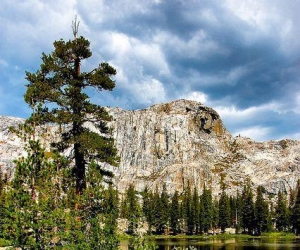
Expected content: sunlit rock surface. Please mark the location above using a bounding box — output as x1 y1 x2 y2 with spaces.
1 100 300 197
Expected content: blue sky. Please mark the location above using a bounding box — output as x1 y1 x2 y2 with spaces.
1 0 300 141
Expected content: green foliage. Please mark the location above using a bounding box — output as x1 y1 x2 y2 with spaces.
1 21 121 248
24 24 119 194
193 188 201 234
200 184 213 233
212 199 219 231
153 184 169 234
2 134 72 248
235 191 243 233
128 237 158 250
241 183 255 234
292 180 300 235
255 186 270 235
219 187 230 232
2 137 120 249
142 187 155 234
121 184 141 234
67 161 119 249
275 191 289 232
291 180 300 235
229 196 237 228
183 183 193 234
170 190 180 234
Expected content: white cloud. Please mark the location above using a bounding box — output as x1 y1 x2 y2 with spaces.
109 32 132 56
201 8 219 24
134 43 170 76
185 30 229 60
224 0 278 31
286 132 300 141
0 59 8 67
102 31 170 77
224 0 300 56
215 102 281 121
77 0 153 25
0 0 78 69
0 0 300 142
153 30 229 62
91 77 167 108
213 102 300 141
180 91 207 104
225 65 249 85
233 126 272 141
294 92 300 114
131 78 166 105
215 105 260 120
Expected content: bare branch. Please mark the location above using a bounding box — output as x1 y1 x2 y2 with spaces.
72 15 80 39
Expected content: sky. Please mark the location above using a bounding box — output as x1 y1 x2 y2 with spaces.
1 0 300 142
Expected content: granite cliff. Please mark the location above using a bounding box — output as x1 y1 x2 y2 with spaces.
0 99 299 196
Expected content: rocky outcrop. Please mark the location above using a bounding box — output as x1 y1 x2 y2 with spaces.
109 99 300 196
109 99 231 195
0 100 300 197
0 116 25 179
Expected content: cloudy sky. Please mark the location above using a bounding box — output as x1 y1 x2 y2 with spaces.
1 0 300 141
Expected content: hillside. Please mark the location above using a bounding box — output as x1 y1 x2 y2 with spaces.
1 99 299 196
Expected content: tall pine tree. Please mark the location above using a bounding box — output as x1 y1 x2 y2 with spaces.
155 184 169 234
184 182 193 234
24 18 119 194
241 182 255 234
254 186 269 235
201 184 213 233
192 187 201 234
219 186 230 233
142 186 154 234
122 184 141 234
170 190 180 235
275 191 289 232
292 180 300 235
3 18 121 249
212 198 219 233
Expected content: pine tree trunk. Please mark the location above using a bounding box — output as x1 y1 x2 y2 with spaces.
74 141 86 194
73 57 86 195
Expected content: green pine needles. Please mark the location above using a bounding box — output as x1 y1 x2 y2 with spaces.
0 19 120 249
24 19 119 194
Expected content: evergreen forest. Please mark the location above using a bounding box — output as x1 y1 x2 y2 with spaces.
119 181 300 237
1 19 300 249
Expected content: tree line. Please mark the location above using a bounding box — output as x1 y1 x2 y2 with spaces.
120 181 300 236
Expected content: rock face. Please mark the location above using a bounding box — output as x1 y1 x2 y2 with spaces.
0 116 25 179
109 99 231 195
1 99 300 197
109 99 300 196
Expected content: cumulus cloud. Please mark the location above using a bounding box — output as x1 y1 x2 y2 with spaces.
153 30 229 62
233 126 272 142
0 59 8 67
215 103 276 121
104 31 170 77
180 91 208 104
130 78 167 105
224 0 300 56
1 0 300 141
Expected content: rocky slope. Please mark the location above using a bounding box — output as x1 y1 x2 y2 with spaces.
1 99 300 196
0 116 25 179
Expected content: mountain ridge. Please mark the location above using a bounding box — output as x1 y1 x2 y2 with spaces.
0 99 299 197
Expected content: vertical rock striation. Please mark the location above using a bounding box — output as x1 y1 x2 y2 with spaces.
0 100 300 197
108 99 300 196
